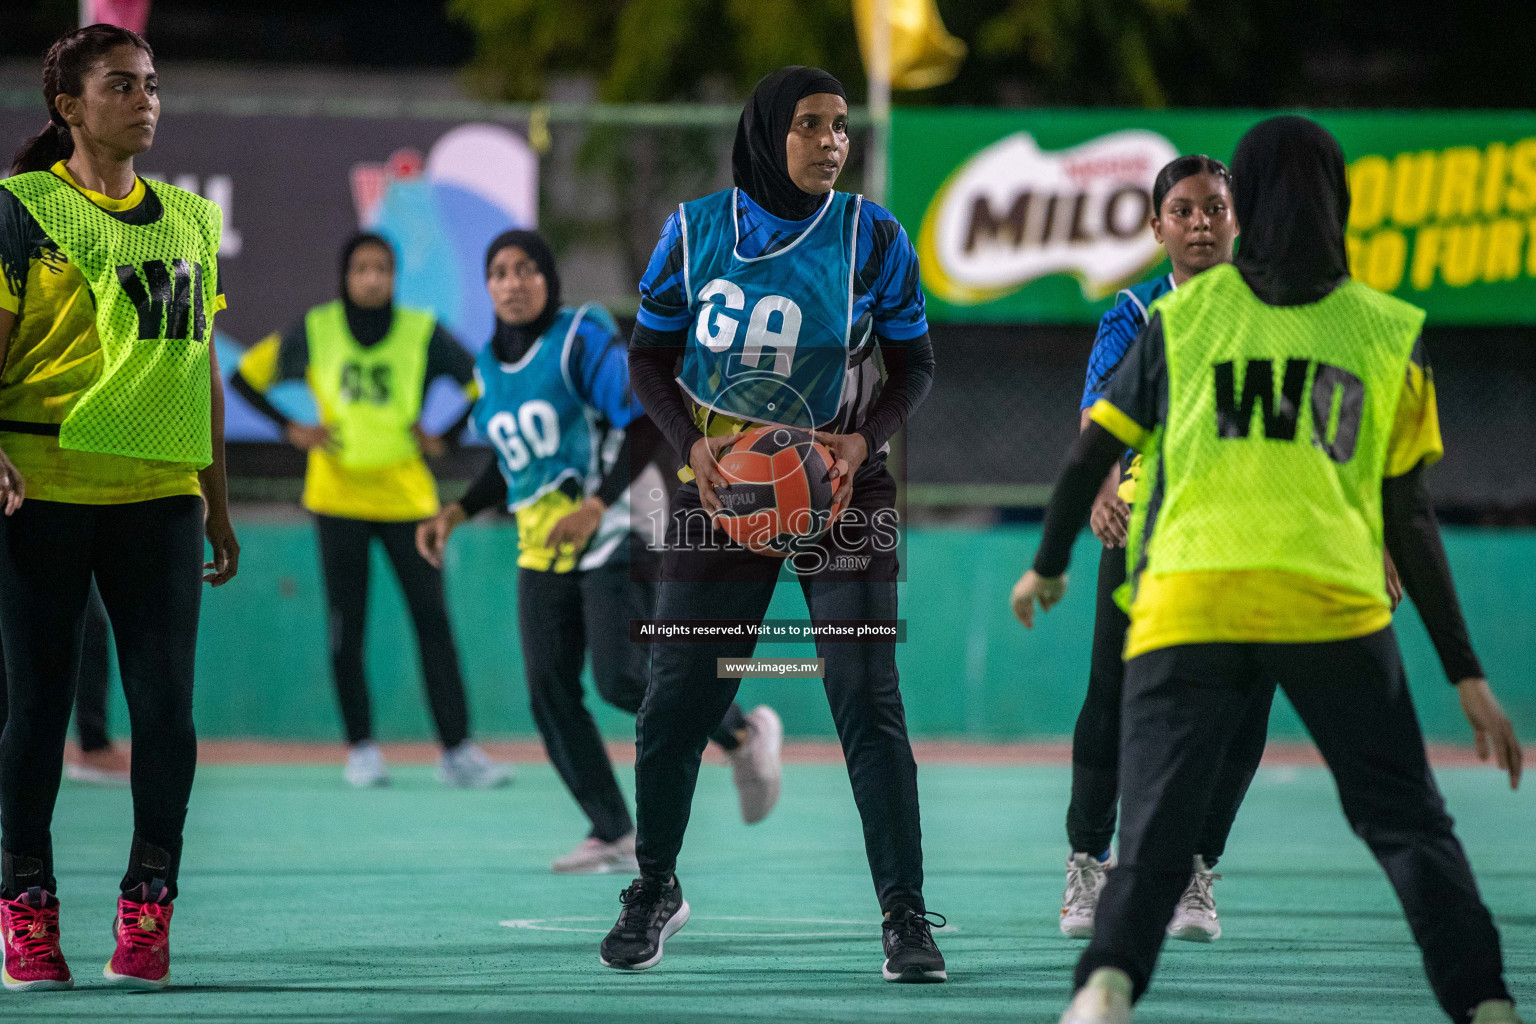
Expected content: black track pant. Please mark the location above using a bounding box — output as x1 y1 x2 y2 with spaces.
518 563 746 843
0 581 115 753
1075 629 1511 1022
0 496 202 899
1067 545 1273 863
634 459 926 912
316 515 470 748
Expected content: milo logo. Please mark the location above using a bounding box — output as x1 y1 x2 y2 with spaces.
918 130 1178 305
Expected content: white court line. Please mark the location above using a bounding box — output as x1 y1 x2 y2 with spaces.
499 915 958 938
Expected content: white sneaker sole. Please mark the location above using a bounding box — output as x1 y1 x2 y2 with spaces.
2 965 72 991
102 963 169 990
1060 918 1095 939
881 960 948 983
436 767 513 789
599 899 690 971
552 855 640 876
63 765 130 788
1166 922 1220 943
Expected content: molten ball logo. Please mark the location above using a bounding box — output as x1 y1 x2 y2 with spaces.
918 129 1179 305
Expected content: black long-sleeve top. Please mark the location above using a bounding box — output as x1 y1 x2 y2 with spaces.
1033 313 1482 685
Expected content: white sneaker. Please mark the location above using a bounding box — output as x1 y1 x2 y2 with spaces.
437 741 513 789
1059 967 1133 1024
727 705 783 824
1166 855 1221 942
1472 1000 1524 1024
344 741 389 788
1061 851 1115 938
551 833 639 875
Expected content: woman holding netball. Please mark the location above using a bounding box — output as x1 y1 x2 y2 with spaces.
597 66 943 981
416 229 781 875
1058 156 1274 943
0 25 238 990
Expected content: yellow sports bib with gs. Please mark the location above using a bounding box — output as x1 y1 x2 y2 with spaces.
0 172 221 465
1123 264 1424 641
305 301 433 469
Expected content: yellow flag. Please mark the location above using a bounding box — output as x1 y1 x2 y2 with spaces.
853 0 967 91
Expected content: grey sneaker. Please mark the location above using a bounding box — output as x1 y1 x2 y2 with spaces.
1166 855 1221 942
1061 851 1114 938
343 741 389 788
552 833 639 875
727 706 782 824
437 741 512 789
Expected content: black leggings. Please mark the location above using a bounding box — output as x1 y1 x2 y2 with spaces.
316 515 470 748
1067 544 1274 864
518 563 746 843
1077 630 1510 1021
0 581 115 753
0 496 202 899
635 460 925 913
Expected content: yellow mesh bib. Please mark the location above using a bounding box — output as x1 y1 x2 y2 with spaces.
1127 264 1424 605
0 172 221 465
305 301 433 469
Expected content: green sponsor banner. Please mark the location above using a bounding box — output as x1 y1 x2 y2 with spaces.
890 108 1536 324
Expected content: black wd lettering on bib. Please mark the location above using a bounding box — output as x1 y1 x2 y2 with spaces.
116 259 208 343
1214 358 1366 463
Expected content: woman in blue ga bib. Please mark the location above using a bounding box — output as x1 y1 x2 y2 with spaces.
415 231 782 874
600 66 944 982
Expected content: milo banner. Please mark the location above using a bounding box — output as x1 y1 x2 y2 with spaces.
891 108 1536 324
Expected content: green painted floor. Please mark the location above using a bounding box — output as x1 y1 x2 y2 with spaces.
11 761 1534 1023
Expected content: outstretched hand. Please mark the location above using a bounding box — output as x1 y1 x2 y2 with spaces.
1010 569 1068 629
1457 678 1523 790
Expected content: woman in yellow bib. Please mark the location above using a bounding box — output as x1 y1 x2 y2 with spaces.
0 25 239 991
230 233 508 790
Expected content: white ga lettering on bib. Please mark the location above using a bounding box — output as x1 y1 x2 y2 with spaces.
695 279 801 377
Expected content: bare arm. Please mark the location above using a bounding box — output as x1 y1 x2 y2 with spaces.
1082 406 1127 548
199 346 240 585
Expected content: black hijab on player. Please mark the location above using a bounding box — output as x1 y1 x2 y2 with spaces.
339 232 395 346
485 228 561 365
732 65 847 222
1231 116 1351 306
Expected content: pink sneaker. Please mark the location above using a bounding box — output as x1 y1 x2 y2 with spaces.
104 882 173 989
1 888 73 991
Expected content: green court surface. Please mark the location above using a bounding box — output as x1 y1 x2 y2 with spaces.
15 761 1534 1023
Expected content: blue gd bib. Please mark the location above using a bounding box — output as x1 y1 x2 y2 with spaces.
679 188 860 428
471 305 607 512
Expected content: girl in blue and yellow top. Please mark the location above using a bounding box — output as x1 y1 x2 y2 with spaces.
0 25 239 990
416 231 771 875
230 233 508 790
1056 156 1272 943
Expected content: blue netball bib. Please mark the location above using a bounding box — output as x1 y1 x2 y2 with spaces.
679 188 859 428
471 305 606 511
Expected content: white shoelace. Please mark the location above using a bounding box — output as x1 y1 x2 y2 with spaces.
1178 867 1220 917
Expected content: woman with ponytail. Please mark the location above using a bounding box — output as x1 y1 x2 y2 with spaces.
0 24 238 991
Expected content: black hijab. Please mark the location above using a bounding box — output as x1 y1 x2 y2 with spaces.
732 66 847 222
485 229 561 364
1231 116 1351 306
339 232 395 347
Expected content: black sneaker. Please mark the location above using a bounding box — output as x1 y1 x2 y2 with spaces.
599 876 690 971
881 904 947 982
